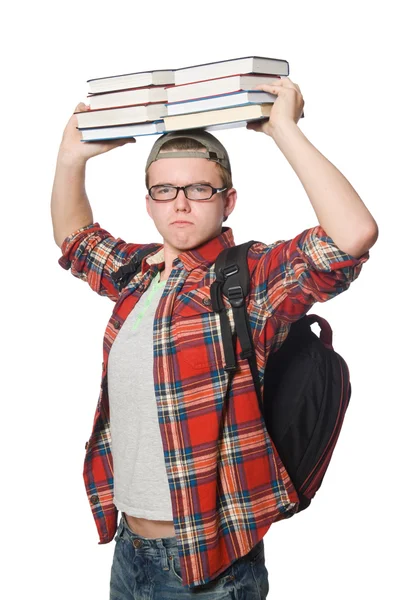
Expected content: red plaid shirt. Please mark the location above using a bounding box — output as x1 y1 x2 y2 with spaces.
58 222 369 588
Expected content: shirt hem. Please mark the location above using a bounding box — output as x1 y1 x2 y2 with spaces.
114 498 173 520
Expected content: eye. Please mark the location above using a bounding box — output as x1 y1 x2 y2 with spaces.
191 184 209 193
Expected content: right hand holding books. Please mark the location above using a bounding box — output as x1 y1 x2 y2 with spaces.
59 102 136 163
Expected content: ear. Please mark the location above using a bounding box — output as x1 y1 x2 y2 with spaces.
223 187 237 220
146 194 153 220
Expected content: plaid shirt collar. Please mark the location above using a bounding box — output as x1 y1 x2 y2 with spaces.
142 226 235 273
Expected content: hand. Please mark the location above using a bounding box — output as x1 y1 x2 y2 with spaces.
246 77 305 137
58 102 136 164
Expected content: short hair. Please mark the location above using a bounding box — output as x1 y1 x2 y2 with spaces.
145 137 233 222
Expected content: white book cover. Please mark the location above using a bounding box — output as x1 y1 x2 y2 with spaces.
75 104 168 128
167 74 283 103
87 70 175 94
80 121 165 140
174 56 289 85
166 91 276 116
87 87 168 110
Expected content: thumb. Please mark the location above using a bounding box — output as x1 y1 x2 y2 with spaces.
74 102 90 112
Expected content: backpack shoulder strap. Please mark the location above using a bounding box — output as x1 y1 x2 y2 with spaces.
210 241 260 382
110 244 162 292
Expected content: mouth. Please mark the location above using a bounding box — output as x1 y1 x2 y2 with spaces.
171 220 193 225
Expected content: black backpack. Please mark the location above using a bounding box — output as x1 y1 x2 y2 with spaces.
112 242 351 514
210 241 351 513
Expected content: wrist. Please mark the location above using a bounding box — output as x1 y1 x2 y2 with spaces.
270 119 302 144
57 148 88 169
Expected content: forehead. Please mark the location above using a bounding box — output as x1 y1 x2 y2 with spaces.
147 156 222 185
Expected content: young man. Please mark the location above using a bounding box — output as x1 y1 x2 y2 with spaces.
51 78 378 599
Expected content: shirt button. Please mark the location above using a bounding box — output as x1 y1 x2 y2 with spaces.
90 494 99 505
202 297 211 306
114 320 121 329
133 539 143 548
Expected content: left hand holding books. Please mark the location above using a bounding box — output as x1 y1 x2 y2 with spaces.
246 77 304 137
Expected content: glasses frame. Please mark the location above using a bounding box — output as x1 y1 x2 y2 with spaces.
148 183 228 202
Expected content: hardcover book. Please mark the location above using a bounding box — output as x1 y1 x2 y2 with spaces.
163 103 273 132
166 74 283 103
75 103 167 128
174 56 289 85
87 86 168 110
87 69 175 94
166 90 276 116
79 121 165 141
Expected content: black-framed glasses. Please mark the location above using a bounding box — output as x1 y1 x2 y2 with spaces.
148 183 228 202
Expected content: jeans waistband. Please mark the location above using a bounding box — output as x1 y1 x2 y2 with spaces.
118 512 264 560
119 512 179 550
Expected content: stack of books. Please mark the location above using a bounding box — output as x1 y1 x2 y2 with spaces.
77 56 291 142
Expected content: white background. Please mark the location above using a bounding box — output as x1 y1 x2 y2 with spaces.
2 1 395 598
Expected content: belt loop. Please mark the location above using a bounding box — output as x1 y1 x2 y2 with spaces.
156 539 169 571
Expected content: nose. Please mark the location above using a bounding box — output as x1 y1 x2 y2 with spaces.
174 187 191 211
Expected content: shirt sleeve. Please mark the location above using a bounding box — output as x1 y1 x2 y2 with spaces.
252 224 370 322
58 222 149 302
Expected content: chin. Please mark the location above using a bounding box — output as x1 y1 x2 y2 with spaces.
174 239 200 251
162 224 220 251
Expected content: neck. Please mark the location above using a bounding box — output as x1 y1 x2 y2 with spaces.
160 244 179 281
159 226 224 282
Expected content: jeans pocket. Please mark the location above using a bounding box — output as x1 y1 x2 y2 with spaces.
169 553 238 593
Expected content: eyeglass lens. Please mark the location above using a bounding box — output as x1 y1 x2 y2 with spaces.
150 184 215 201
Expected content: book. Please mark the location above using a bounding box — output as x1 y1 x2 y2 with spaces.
87 69 175 94
79 121 165 141
166 90 276 116
77 55 297 140
162 103 273 132
87 86 168 110
174 56 289 86
206 121 253 132
74 103 168 128
166 74 283 103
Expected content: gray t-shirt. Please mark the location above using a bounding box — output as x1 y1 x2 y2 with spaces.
108 270 173 520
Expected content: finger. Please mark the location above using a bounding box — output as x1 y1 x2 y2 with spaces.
285 80 302 96
277 78 302 94
253 83 281 94
255 78 282 87
74 102 90 112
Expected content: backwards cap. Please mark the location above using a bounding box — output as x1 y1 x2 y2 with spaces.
145 129 232 175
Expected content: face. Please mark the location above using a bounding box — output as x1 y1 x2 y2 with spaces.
145 154 237 256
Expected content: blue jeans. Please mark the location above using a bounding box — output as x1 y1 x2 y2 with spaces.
109 512 269 599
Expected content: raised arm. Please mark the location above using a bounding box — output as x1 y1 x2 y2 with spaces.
51 102 136 247
52 103 158 302
248 78 379 256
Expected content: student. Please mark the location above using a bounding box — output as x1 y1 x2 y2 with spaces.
51 78 378 599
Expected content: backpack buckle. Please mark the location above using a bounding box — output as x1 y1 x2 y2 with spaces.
223 264 239 278
227 285 244 308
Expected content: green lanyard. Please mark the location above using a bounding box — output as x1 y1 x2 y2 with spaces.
131 271 166 332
